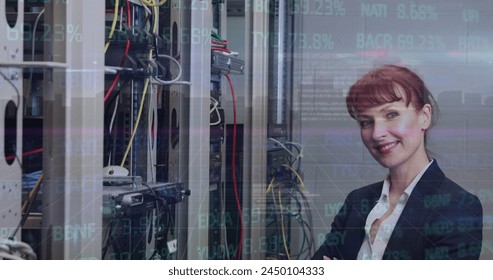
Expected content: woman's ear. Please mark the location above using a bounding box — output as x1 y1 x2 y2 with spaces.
419 104 432 130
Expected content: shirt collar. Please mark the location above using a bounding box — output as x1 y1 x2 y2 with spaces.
380 159 434 201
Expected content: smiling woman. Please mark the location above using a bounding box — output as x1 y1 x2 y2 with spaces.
312 64 483 260
346 64 439 147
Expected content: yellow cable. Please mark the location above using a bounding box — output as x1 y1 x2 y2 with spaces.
153 6 159 33
104 0 120 53
281 164 305 192
266 177 275 193
279 189 291 260
22 174 44 214
141 0 168 7
120 4 158 167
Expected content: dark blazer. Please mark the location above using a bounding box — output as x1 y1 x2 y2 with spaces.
312 160 483 260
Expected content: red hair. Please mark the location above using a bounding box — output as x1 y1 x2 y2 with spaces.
346 64 439 146
346 65 436 121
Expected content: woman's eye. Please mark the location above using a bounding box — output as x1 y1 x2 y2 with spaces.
387 112 398 119
359 120 371 127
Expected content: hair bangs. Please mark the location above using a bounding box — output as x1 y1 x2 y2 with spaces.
346 79 403 119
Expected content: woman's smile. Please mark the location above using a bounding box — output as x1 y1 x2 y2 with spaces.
375 141 399 154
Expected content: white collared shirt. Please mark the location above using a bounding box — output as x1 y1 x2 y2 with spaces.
357 160 434 260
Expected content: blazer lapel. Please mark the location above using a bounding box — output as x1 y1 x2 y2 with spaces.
343 183 382 259
383 160 446 259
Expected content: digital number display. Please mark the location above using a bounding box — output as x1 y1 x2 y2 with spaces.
396 3 438 21
293 0 493 130
291 0 347 16
288 0 491 55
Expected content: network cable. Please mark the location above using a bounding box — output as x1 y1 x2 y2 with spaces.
153 54 190 85
0 238 37 260
267 179 314 259
104 0 132 102
10 173 43 240
210 96 222 126
265 135 315 259
105 0 120 53
225 73 243 260
119 4 158 167
278 189 291 260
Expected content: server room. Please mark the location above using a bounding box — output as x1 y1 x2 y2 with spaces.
0 0 492 261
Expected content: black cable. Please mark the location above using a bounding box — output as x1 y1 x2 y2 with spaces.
267 177 315 259
292 187 315 257
291 216 311 259
0 71 20 110
105 77 131 114
128 211 152 259
284 143 302 172
9 174 43 239
15 154 25 176
284 185 306 257
149 199 172 260
149 199 169 260
287 188 303 217
142 183 178 260
101 220 114 259
298 216 314 258
104 78 131 165
148 248 158 260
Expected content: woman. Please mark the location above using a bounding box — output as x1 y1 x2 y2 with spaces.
312 65 483 260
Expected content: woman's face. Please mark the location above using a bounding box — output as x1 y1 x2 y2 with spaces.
356 94 431 170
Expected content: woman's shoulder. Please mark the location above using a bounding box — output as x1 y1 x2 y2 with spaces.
422 160 481 207
438 176 482 209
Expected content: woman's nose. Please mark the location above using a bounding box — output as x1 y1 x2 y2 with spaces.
371 120 388 141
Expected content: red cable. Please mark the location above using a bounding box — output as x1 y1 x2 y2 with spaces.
22 148 44 157
226 74 243 260
5 148 44 162
212 39 229 45
211 40 228 46
104 73 121 102
104 0 132 103
126 0 131 25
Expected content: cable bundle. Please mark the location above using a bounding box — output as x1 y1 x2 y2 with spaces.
211 30 234 54
265 139 315 260
0 238 37 260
